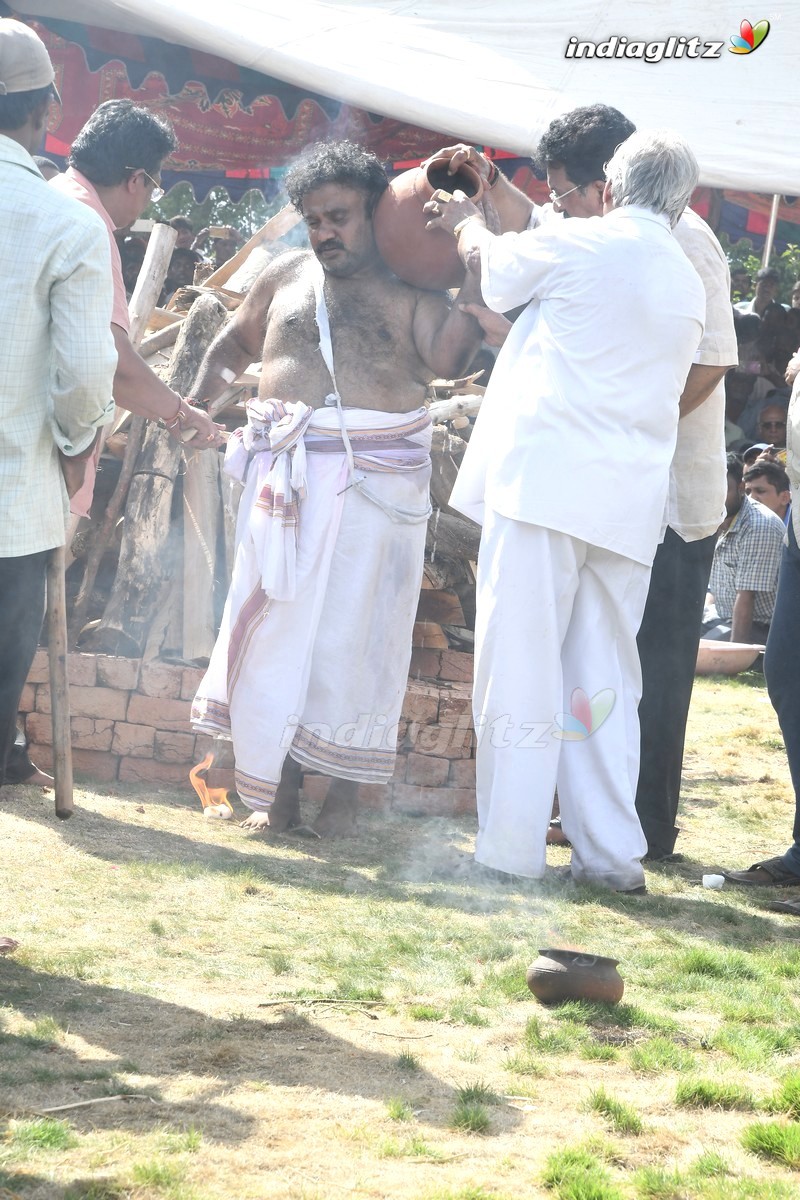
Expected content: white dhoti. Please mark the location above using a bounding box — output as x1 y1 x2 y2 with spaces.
473 510 650 891
191 400 432 811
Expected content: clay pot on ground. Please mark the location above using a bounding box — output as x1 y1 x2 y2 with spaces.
526 948 624 1005
373 156 485 291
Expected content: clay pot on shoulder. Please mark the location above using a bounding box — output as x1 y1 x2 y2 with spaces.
526 948 624 1005
373 156 485 291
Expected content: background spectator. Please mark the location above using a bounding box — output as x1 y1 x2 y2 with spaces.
744 459 792 522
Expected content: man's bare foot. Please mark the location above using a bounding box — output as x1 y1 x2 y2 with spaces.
312 782 359 838
240 758 302 833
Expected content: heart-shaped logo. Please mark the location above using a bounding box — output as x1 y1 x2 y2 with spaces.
552 687 616 741
729 18 770 54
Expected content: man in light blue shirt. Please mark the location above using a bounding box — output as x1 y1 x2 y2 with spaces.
0 19 117 790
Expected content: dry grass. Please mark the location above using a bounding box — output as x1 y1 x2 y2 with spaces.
2 673 800 1199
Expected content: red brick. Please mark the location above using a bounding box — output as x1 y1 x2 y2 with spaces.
127 694 192 732
180 667 206 701
25 711 53 746
451 787 476 815
194 736 235 768
357 783 391 811
391 782 456 817
37 685 128 721
66 653 97 687
301 774 330 803
138 661 183 699
26 648 50 684
118 757 192 787
407 723 473 758
154 730 196 764
18 684 36 713
96 656 140 691
409 648 441 680
26 742 52 769
70 717 114 752
438 686 473 725
438 650 473 683
401 683 440 724
206 767 236 793
449 758 476 788
406 752 449 787
35 745 120 782
112 723 155 758
416 589 465 625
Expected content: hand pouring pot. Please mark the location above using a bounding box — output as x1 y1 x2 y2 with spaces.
373 156 485 291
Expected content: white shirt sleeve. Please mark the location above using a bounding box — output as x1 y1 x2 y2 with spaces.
480 226 561 312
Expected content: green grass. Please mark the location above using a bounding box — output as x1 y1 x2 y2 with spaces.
385 1096 414 1121
764 1072 800 1118
9 1118 79 1152
629 1036 695 1074
454 1080 500 1106
587 1088 643 1135
676 1078 755 1111
633 1165 686 1198
542 1145 624 1200
408 1003 446 1022
396 1049 420 1072
450 1099 491 1134
742 1121 800 1168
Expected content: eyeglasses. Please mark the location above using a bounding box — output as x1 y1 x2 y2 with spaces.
761 420 786 428
548 182 583 209
125 166 164 203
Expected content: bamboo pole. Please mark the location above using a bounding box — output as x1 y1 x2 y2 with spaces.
762 194 781 268
46 547 73 819
203 205 302 289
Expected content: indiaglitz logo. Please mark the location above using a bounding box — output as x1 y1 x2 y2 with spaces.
552 687 615 742
565 35 725 62
728 18 770 53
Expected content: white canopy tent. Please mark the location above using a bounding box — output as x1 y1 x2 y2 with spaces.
14 1 800 193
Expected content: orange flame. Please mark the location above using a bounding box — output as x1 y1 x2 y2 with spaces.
189 752 234 811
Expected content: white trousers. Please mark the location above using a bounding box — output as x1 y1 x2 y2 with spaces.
473 511 651 890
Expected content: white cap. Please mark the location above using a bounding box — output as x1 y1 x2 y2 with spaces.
0 18 59 102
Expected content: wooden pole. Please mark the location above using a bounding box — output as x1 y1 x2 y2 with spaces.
203 205 302 289
762 194 781 268
46 546 73 819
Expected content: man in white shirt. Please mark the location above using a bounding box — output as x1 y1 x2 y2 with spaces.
0 19 117 788
435 104 737 863
426 130 705 891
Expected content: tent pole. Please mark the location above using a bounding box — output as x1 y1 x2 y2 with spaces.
761 194 781 267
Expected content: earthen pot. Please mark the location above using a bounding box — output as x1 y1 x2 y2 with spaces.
373 156 485 291
526 948 624 1005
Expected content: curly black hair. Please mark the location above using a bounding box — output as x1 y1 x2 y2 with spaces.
0 83 53 131
69 99 176 186
285 140 388 216
535 104 635 187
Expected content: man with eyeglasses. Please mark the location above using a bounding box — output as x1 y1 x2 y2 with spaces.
50 98 223 529
430 103 737 869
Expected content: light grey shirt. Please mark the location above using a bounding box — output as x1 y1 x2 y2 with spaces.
0 135 117 556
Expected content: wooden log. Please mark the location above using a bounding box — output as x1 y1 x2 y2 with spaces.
139 322 181 357
429 425 467 514
416 588 465 625
89 295 228 656
427 393 483 423
182 441 222 663
426 509 481 564
69 232 177 645
46 547 73 819
128 224 177 345
204 205 302 289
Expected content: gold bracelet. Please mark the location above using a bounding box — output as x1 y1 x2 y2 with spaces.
453 216 481 238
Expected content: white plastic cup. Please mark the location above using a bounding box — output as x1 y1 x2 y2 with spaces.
702 873 724 890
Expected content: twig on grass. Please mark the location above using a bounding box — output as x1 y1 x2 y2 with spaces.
258 998 386 1008
369 1030 434 1040
36 1095 161 1115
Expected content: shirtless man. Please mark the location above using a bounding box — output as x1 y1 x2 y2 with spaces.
190 141 482 835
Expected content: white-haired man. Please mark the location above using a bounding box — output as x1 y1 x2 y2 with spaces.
425 131 705 892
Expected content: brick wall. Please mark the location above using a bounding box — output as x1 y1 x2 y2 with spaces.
23 649 477 818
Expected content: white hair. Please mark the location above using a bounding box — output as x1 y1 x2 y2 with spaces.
604 129 699 227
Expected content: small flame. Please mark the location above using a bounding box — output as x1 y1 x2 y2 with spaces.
189 752 233 811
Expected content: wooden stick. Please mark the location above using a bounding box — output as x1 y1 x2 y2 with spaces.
427 394 483 423
37 1094 160 1114
128 224 177 346
139 321 182 357
204 205 302 289
46 547 73 819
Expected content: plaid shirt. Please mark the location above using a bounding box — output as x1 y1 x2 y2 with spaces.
0 136 117 557
709 494 786 624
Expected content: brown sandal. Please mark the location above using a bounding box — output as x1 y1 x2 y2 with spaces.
723 857 800 886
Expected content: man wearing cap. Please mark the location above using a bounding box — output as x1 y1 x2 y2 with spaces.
0 18 117 792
